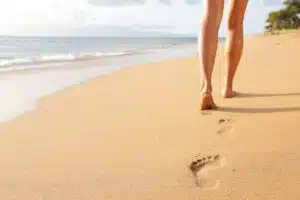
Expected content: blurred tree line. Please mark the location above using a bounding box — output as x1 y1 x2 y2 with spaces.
265 0 300 32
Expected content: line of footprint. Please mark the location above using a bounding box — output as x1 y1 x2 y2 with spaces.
217 118 234 135
189 117 235 189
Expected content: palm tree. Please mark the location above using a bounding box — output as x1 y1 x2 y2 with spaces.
283 0 300 12
265 0 300 32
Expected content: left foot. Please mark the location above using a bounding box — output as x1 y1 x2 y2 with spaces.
221 88 237 98
200 93 217 110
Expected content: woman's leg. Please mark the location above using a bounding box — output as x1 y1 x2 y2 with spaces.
222 0 248 98
199 0 224 110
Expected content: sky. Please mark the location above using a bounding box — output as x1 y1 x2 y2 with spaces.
0 0 284 37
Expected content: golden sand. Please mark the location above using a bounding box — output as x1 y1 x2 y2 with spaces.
1 30 300 199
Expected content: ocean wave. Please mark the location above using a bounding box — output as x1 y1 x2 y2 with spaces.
0 51 129 68
0 42 196 71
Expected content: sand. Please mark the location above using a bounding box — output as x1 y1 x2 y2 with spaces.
1 30 300 200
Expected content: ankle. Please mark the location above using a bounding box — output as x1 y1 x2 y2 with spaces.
201 86 212 95
224 82 233 91
200 79 212 94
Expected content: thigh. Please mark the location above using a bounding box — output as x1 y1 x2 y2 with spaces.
227 0 248 26
203 0 225 26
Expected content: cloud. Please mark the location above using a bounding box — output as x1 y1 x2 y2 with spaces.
184 0 200 5
0 0 281 37
65 24 184 37
88 0 201 6
261 0 283 6
88 0 146 6
159 0 171 5
132 24 174 30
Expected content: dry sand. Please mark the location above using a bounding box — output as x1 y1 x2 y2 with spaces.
1 30 300 200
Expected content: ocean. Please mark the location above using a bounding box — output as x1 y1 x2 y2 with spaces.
0 36 198 68
0 36 224 123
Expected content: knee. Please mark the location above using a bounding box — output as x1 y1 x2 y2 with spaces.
202 12 222 29
227 15 244 30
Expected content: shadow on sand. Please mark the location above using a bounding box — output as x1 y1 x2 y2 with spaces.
220 106 300 114
217 92 300 114
235 92 300 98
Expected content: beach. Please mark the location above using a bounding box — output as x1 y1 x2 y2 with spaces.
0 30 300 199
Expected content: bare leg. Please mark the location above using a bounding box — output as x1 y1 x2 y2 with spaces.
199 0 224 110
222 0 248 98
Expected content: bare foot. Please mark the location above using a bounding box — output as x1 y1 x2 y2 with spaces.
221 88 237 98
200 93 217 110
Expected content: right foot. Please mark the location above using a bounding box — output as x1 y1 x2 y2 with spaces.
200 93 217 110
221 88 237 98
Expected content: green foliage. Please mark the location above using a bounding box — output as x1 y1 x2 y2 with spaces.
265 0 300 32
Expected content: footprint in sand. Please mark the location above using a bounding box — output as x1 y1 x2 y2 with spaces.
189 154 225 189
218 118 233 124
217 126 233 135
217 118 234 135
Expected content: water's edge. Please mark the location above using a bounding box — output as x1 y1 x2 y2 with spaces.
0 44 198 123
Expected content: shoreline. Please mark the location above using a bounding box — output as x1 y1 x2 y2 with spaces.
0 43 197 123
0 39 198 69
1 30 300 199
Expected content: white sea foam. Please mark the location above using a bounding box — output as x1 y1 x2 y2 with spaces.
0 63 122 123
0 51 128 68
